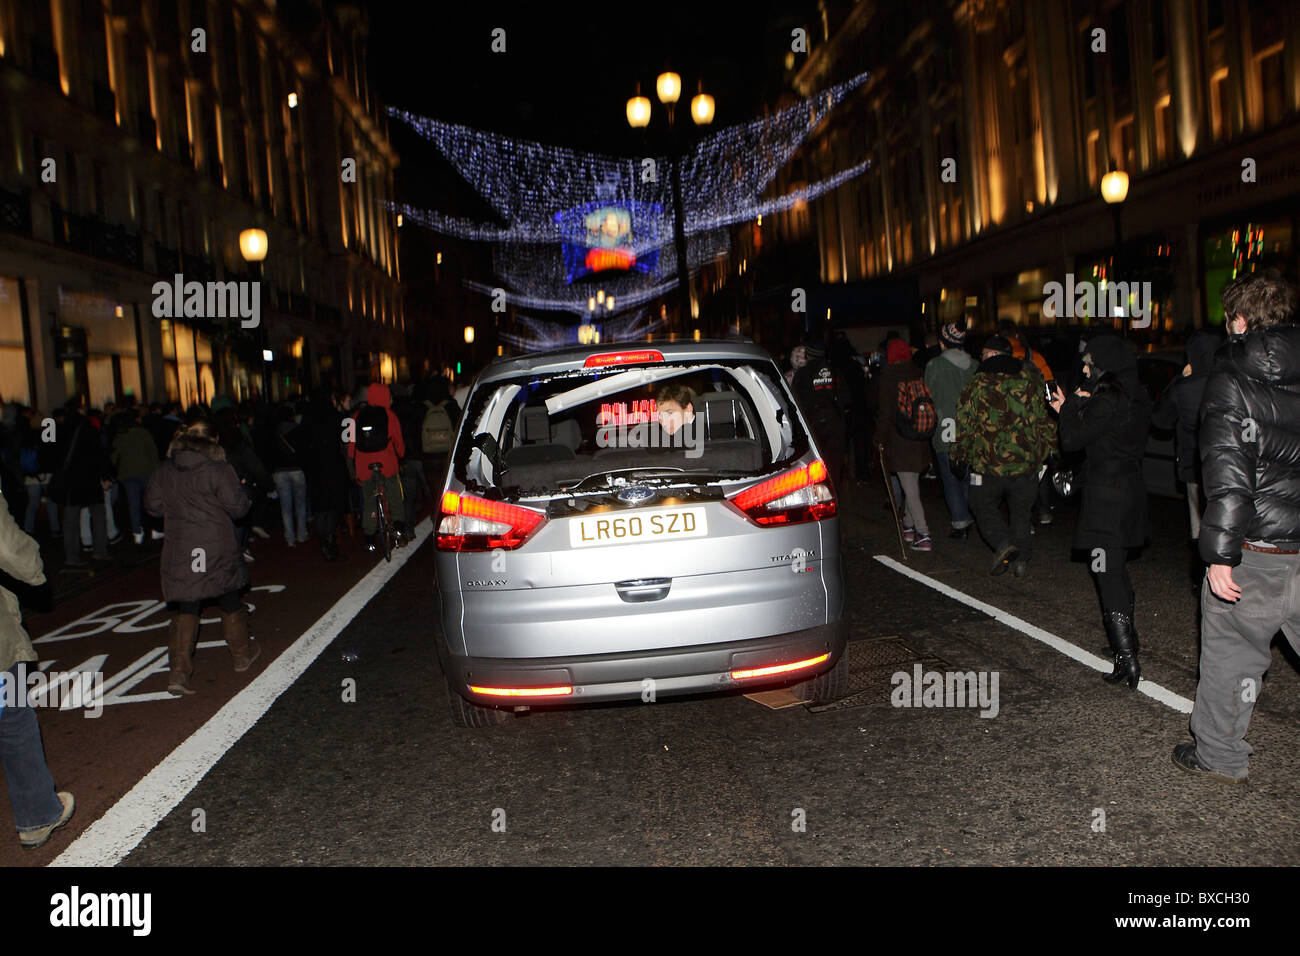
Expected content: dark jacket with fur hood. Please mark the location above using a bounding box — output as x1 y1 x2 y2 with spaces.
144 434 250 602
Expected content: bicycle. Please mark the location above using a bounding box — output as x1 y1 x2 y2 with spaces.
368 461 394 562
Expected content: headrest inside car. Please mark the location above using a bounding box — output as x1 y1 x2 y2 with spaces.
521 406 550 443
700 393 739 440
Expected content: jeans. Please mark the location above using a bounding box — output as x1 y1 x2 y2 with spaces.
969 471 1037 561
22 477 41 534
122 477 149 535
1191 549 1300 776
81 484 119 544
934 449 973 528
0 673 65 832
65 503 106 562
273 469 309 543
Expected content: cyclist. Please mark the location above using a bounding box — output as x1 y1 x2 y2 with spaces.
347 383 407 552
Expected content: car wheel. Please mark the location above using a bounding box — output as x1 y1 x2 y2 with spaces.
446 680 512 728
791 648 850 704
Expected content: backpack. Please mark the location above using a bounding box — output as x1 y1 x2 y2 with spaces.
895 377 938 441
355 404 390 454
421 400 454 454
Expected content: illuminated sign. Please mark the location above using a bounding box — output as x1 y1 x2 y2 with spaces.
598 400 658 426
555 200 661 284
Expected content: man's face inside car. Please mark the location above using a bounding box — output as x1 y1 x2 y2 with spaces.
657 399 694 436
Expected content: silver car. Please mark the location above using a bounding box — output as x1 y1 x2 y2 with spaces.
433 341 848 726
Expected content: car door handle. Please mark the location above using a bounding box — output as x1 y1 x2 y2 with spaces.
614 578 672 602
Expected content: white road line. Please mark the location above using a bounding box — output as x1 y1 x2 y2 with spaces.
872 555 1194 715
51 518 433 868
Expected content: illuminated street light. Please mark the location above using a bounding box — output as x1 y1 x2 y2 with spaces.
656 71 681 105
690 93 715 125
287 92 299 109
1100 170 1130 204
626 95 651 128
239 228 268 262
464 325 475 344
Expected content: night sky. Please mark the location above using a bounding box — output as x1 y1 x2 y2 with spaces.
366 1 818 215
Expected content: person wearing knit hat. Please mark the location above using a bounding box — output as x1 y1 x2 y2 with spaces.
925 325 976 538
874 339 934 551
940 323 966 348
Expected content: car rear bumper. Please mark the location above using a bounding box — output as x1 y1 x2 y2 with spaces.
443 619 848 706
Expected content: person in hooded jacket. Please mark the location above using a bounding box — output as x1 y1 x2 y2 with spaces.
347 382 407 550
145 421 255 696
924 323 977 538
305 387 351 561
874 338 934 551
1049 333 1152 689
1152 329 1220 548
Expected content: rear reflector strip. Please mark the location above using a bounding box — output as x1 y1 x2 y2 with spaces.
583 349 664 368
731 653 830 681
467 685 574 698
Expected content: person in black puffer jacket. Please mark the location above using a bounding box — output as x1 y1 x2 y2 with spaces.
1049 333 1151 689
1152 329 1221 548
1175 271 1300 784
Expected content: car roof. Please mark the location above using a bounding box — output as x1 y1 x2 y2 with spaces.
471 339 775 386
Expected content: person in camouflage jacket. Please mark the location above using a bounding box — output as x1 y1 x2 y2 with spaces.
952 335 1058 576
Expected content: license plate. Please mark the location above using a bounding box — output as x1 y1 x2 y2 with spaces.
569 506 708 548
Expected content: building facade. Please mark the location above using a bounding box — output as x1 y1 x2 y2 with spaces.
0 0 404 412
784 0 1300 343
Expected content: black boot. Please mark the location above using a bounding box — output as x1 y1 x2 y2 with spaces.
1101 610 1141 689
1099 604 1141 658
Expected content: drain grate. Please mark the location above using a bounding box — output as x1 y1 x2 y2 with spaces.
808 635 949 713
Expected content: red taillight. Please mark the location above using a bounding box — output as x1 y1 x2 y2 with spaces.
732 653 830 681
467 684 574 698
436 492 546 551
583 349 664 368
730 460 836 526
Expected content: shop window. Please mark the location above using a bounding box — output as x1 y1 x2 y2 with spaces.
1154 94 1173 164
0 278 30 405
1210 68 1229 141
1256 46 1285 128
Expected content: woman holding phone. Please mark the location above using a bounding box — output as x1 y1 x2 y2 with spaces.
1048 334 1152 689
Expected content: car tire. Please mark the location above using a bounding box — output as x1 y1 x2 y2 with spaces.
791 647 850 704
446 680 512 728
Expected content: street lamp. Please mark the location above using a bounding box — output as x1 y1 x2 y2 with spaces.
463 325 475 344
628 71 714 333
1101 167 1129 329
239 227 270 399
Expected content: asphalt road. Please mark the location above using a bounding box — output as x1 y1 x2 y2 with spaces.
116 474 1300 866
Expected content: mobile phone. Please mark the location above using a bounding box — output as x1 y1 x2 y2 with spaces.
1044 381 1055 402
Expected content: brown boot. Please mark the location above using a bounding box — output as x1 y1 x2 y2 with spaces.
167 614 200 695
222 607 261 672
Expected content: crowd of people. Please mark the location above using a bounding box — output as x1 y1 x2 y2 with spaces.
0 375 462 847
0 377 462 566
784 269 1299 784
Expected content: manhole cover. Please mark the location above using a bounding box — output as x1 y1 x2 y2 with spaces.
808 635 949 713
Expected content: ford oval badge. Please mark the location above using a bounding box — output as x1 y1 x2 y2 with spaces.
617 485 655 504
